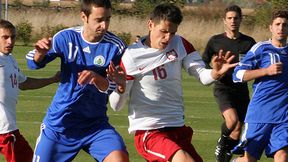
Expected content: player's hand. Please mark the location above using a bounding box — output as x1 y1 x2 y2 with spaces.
106 61 126 93
35 37 52 55
78 70 110 92
106 61 126 86
34 37 52 62
211 50 238 79
265 62 283 75
77 70 99 86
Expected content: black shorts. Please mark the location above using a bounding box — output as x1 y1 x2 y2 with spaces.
213 86 249 122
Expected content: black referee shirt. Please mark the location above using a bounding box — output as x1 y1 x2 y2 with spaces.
202 33 256 89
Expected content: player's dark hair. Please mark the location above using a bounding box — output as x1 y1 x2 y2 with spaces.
150 3 183 25
0 19 16 33
224 5 242 19
81 0 111 17
270 10 288 24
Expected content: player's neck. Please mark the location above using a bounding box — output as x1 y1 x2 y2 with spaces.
144 37 151 48
0 51 10 56
271 38 287 47
82 30 102 43
225 30 240 39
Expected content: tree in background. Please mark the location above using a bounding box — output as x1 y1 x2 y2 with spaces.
253 0 288 27
16 20 32 45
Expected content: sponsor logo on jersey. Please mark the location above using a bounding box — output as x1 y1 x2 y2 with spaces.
94 55 105 66
166 49 178 60
138 66 146 71
83 46 91 54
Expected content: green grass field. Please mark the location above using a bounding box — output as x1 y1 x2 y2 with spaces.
0 45 273 162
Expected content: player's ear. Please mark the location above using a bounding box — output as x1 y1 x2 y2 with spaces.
223 17 227 25
147 20 153 31
80 12 88 23
269 24 273 32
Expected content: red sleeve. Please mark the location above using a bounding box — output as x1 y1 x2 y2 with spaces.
181 37 196 55
120 60 134 80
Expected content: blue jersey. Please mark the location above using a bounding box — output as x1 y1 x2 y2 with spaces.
26 26 126 132
233 40 288 124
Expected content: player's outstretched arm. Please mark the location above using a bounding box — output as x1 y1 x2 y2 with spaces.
109 80 132 111
19 71 60 90
241 62 283 82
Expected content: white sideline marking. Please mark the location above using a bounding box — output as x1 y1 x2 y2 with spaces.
18 95 214 104
19 95 54 98
16 111 216 120
17 120 220 134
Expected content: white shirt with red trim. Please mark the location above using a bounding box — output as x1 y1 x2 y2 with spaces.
0 53 26 134
110 35 214 134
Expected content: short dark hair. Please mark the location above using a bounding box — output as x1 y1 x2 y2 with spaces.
149 3 183 25
0 19 16 33
224 5 242 19
270 10 288 24
81 0 111 17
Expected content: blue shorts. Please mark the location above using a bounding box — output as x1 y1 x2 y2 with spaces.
33 123 127 162
232 122 288 160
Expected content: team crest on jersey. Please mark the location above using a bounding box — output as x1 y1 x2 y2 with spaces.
94 55 106 66
166 49 178 60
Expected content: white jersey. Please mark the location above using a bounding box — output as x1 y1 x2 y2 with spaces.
119 35 213 133
0 53 26 134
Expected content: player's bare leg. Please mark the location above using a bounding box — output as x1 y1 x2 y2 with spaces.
233 152 257 162
274 147 288 162
170 149 202 162
103 150 129 162
216 108 240 162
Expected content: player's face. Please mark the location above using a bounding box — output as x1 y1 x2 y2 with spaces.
270 17 288 43
148 20 178 50
81 6 111 42
0 28 16 55
224 11 242 32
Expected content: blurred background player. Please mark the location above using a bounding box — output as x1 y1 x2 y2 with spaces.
0 19 60 162
25 0 129 161
109 3 238 162
134 35 141 43
232 10 288 162
202 5 256 162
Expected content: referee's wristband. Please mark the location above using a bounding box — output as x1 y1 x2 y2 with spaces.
98 78 117 93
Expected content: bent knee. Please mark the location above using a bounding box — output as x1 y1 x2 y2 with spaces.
274 147 288 161
223 110 240 128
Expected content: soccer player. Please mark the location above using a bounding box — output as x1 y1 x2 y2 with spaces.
25 0 129 162
134 35 141 43
109 3 237 162
202 5 256 162
0 19 60 162
232 10 288 162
